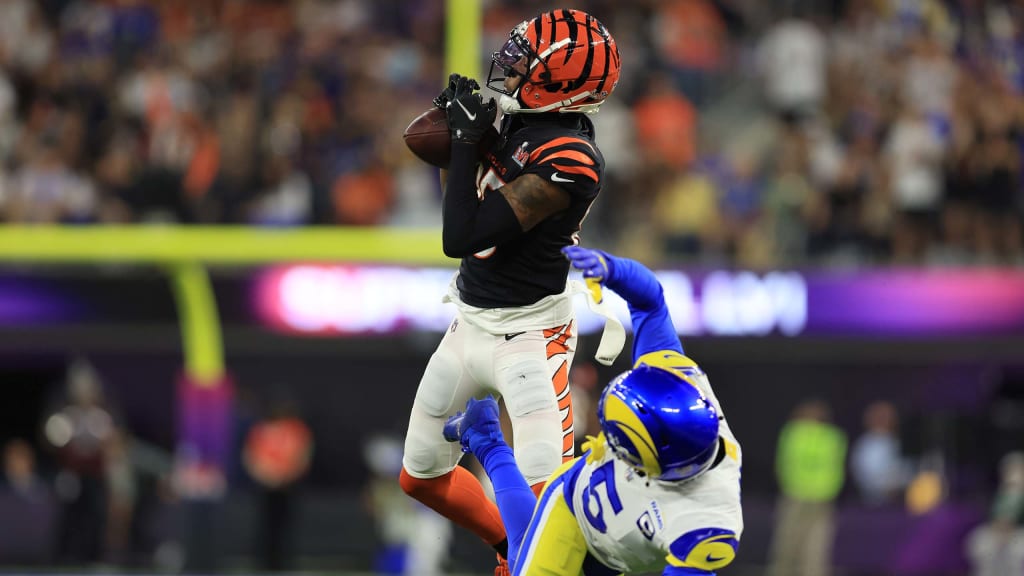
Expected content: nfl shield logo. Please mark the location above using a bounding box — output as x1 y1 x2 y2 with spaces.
512 142 530 167
637 511 656 540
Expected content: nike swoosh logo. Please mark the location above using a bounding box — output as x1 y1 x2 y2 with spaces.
551 173 574 183
706 554 726 563
504 331 526 341
456 99 477 121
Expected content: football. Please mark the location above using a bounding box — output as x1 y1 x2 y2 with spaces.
403 107 450 168
403 107 498 169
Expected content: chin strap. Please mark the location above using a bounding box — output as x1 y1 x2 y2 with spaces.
500 91 605 115
569 279 625 366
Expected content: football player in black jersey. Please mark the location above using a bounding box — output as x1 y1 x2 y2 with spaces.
399 9 621 576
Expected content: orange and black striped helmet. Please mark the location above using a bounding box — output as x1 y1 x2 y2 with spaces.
487 9 621 115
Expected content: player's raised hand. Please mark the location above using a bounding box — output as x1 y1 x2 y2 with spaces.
433 73 466 109
563 246 614 304
562 245 612 281
445 76 497 144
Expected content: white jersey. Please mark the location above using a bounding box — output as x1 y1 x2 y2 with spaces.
566 368 743 573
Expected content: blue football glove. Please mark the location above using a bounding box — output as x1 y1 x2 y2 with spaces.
562 246 612 303
563 245 611 280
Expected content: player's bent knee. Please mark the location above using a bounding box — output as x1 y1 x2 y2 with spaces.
511 409 565 483
401 449 437 478
399 466 452 499
516 441 562 485
401 441 456 480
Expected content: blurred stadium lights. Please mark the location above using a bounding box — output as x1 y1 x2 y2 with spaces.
255 264 1024 339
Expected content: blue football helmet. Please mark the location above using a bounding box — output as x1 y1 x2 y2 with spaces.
597 365 720 482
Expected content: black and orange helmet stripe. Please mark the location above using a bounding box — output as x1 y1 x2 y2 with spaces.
593 18 613 95
497 9 620 113
561 9 579 65
573 12 597 92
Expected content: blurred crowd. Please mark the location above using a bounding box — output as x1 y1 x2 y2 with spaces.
770 398 1024 576
1 358 175 568
1 0 1024 268
596 0 1024 268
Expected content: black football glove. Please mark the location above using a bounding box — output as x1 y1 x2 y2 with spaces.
433 73 465 109
445 76 497 144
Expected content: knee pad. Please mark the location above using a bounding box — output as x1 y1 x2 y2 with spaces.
403 418 461 479
511 411 563 485
499 358 565 485
500 357 558 418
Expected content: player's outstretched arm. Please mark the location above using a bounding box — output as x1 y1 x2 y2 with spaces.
563 246 683 359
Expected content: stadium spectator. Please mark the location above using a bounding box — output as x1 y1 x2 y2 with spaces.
1 437 52 564
965 452 1024 576
363 434 451 576
244 154 314 226
242 397 314 572
651 161 726 262
331 161 395 226
2 438 44 500
756 10 828 125
633 72 698 172
652 0 729 106
883 101 946 263
103 430 136 565
851 401 910 506
44 357 118 564
768 399 847 576
761 128 816 264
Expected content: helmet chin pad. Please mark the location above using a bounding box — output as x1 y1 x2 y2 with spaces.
499 93 522 115
499 90 605 115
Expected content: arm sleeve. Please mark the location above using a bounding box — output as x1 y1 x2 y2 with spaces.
603 254 684 360
442 142 523 258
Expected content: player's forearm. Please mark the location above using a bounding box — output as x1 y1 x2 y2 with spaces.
604 254 665 312
441 142 521 257
603 253 685 357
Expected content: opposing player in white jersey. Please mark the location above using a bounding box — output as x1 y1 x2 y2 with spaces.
444 246 743 575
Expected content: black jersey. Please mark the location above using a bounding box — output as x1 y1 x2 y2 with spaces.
456 113 605 308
